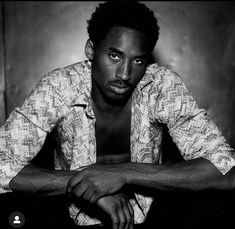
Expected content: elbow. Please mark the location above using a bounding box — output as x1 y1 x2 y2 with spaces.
222 167 235 191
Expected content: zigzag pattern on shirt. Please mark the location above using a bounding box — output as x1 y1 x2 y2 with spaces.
0 60 234 225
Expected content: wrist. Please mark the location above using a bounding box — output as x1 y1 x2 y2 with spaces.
64 171 79 197
122 162 136 185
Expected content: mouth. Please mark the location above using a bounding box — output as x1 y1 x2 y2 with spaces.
110 84 131 95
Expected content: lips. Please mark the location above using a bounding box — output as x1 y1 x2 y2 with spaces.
110 84 131 95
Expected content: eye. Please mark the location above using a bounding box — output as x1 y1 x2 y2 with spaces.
109 53 120 60
134 59 144 65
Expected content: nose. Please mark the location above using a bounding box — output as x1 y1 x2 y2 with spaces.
116 61 131 81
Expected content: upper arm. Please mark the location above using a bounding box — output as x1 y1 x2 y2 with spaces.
0 70 70 192
16 70 71 132
0 110 47 193
153 68 235 174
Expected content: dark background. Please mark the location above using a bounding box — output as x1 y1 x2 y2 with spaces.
0 1 235 228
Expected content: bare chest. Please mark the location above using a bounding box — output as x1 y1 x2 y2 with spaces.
94 107 131 164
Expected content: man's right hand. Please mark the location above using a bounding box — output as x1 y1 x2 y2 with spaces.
97 193 134 229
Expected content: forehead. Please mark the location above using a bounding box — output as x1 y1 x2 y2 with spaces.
97 26 150 55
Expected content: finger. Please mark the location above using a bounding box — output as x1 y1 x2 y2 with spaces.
83 188 95 201
110 210 119 229
72 181 87 198
68 171 87 191
126 200 134 229
120 199 132 229
122 205 131 229
66 178 73 195
89 191 98 203
67 174 85 195
90 190 104 203
117 206 126 229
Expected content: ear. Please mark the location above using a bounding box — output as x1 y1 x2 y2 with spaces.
85 39 94 60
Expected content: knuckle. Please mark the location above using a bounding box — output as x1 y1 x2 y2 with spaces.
67 178 72 186
112 217 119 225
83 195 88 200
95 191 101 200
131 209 134 217
83 191 90 200
119 221 126 228
125 213 131 221
129 206 134 215
127 218 132 227
120 197 127 206
115 202 122 210
120 218 126 225
113 204 119 212
67 178 74 189
90 195 97 203
89 180 96 189
94 182 101 192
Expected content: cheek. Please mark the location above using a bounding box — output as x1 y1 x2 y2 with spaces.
98 59 117 79
93 58 117 84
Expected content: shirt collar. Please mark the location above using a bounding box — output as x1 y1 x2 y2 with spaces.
73 60 157 117
136 64 157 90
72 60 95 118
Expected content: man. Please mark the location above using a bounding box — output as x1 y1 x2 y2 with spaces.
0 1 235 229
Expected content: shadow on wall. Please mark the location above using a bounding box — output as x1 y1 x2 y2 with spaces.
1 1 235 147
0 2 235 228
149 1 235 148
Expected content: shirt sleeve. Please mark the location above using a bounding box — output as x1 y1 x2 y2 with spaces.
0 70 70 193
0 111 47 193
154 67 235 175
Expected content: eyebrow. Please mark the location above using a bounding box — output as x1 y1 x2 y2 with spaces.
109 47 123 55
108 47 148 59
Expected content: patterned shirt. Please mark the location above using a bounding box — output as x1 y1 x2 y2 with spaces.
0 60 235 225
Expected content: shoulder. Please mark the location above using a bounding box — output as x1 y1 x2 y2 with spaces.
42 60 91 88
35 60 91 103
146 63 182 81
144 63 185 91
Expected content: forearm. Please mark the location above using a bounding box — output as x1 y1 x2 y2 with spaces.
125 158 229 192
60 157 234 203
9 163 79 196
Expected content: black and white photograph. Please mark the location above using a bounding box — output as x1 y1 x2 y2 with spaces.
0 1 235 228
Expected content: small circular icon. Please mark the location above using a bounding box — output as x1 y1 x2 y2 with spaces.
9 211 25 228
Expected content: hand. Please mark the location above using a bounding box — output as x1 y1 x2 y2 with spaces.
97 194 134 229
66 164 127 203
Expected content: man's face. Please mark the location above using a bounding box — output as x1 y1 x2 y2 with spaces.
89 26 151 105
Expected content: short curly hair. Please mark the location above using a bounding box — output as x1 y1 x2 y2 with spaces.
87 1 159 52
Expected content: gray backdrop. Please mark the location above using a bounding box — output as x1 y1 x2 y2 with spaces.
0 1 235 148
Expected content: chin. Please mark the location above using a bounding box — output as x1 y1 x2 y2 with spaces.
105 93 131 106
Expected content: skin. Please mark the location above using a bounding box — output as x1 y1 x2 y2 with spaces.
10 26 151 229
77 27 151 229
66 26 233 219
89 26 149 108
9 26 235 229
88 26 150 167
